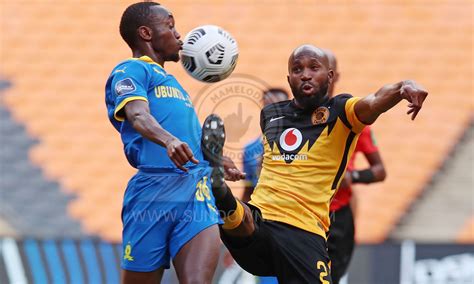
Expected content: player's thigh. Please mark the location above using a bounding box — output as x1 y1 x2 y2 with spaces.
268 222 333 284
121 268 164 284
221 201 257 238
173 225 220 284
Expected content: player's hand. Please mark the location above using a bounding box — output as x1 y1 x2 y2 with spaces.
400 80 428 120
339 172 352 189
223 156 246 181
166 138 199 172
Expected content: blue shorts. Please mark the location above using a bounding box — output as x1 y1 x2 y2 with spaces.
121 166 222 272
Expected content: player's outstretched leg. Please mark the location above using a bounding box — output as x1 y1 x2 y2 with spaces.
202 114 255 237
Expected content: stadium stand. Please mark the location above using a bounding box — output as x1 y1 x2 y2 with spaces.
1 0 472 244
0 100 84 238
390 124 474 242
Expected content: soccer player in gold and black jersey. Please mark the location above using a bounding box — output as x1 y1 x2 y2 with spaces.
207 44 428 283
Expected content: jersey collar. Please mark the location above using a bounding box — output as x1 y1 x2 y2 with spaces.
131 56 164 69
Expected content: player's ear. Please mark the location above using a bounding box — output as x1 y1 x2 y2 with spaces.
327 70 334 85
137 26 152 41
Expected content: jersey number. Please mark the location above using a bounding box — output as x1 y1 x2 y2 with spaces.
317 261 330 284
195 176 211 201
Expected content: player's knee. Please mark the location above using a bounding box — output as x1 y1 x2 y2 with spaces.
241 204 255 233
222 203 255 237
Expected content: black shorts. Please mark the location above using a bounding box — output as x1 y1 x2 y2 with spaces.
327 204 355 284
220 204 332 284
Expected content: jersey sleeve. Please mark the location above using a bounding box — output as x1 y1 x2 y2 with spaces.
344 96 367 133
111 61 150 122
355 126 379 154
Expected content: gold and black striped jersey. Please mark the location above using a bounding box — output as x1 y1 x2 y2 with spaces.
249 94 366 239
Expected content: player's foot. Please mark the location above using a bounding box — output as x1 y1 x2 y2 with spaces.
202 114 226 188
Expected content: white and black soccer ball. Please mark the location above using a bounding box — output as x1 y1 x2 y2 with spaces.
181 25 239 83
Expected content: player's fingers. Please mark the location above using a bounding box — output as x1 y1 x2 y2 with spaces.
177 164 188 172
174 151 188 166
407 108 415 115
231 169 246 181
170 156 188 172
224 174 236 182
224 168 238 181
169 147 185 165
190 156 199 165
411 107 421 120
183 144 199 164
175 145 191 164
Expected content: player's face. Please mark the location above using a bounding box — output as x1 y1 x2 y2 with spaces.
287 51 333 111
149 6 183 62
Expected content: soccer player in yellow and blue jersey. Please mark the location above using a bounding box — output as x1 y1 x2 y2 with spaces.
213 44 428 283
105 2 243 283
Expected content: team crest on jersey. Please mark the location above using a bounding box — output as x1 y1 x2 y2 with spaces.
312 107 330 125
115 78 136 96
279 128 303 151
123 242 134 261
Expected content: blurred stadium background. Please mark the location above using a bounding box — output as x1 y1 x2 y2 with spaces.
0 0 472 283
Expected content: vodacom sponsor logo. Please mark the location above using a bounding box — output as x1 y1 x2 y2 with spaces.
279 128 303 151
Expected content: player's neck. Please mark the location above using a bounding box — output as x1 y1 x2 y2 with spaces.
132 50 165 67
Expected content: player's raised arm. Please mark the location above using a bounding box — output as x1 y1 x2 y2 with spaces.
124 100 199 171
354 80 428 125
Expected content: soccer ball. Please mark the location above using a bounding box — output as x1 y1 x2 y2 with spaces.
181 25 239 83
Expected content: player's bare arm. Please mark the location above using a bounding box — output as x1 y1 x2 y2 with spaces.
124 99 198 172
355 80 428 124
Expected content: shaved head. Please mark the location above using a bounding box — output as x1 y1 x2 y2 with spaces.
288 44 329 72
287 44 333 112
